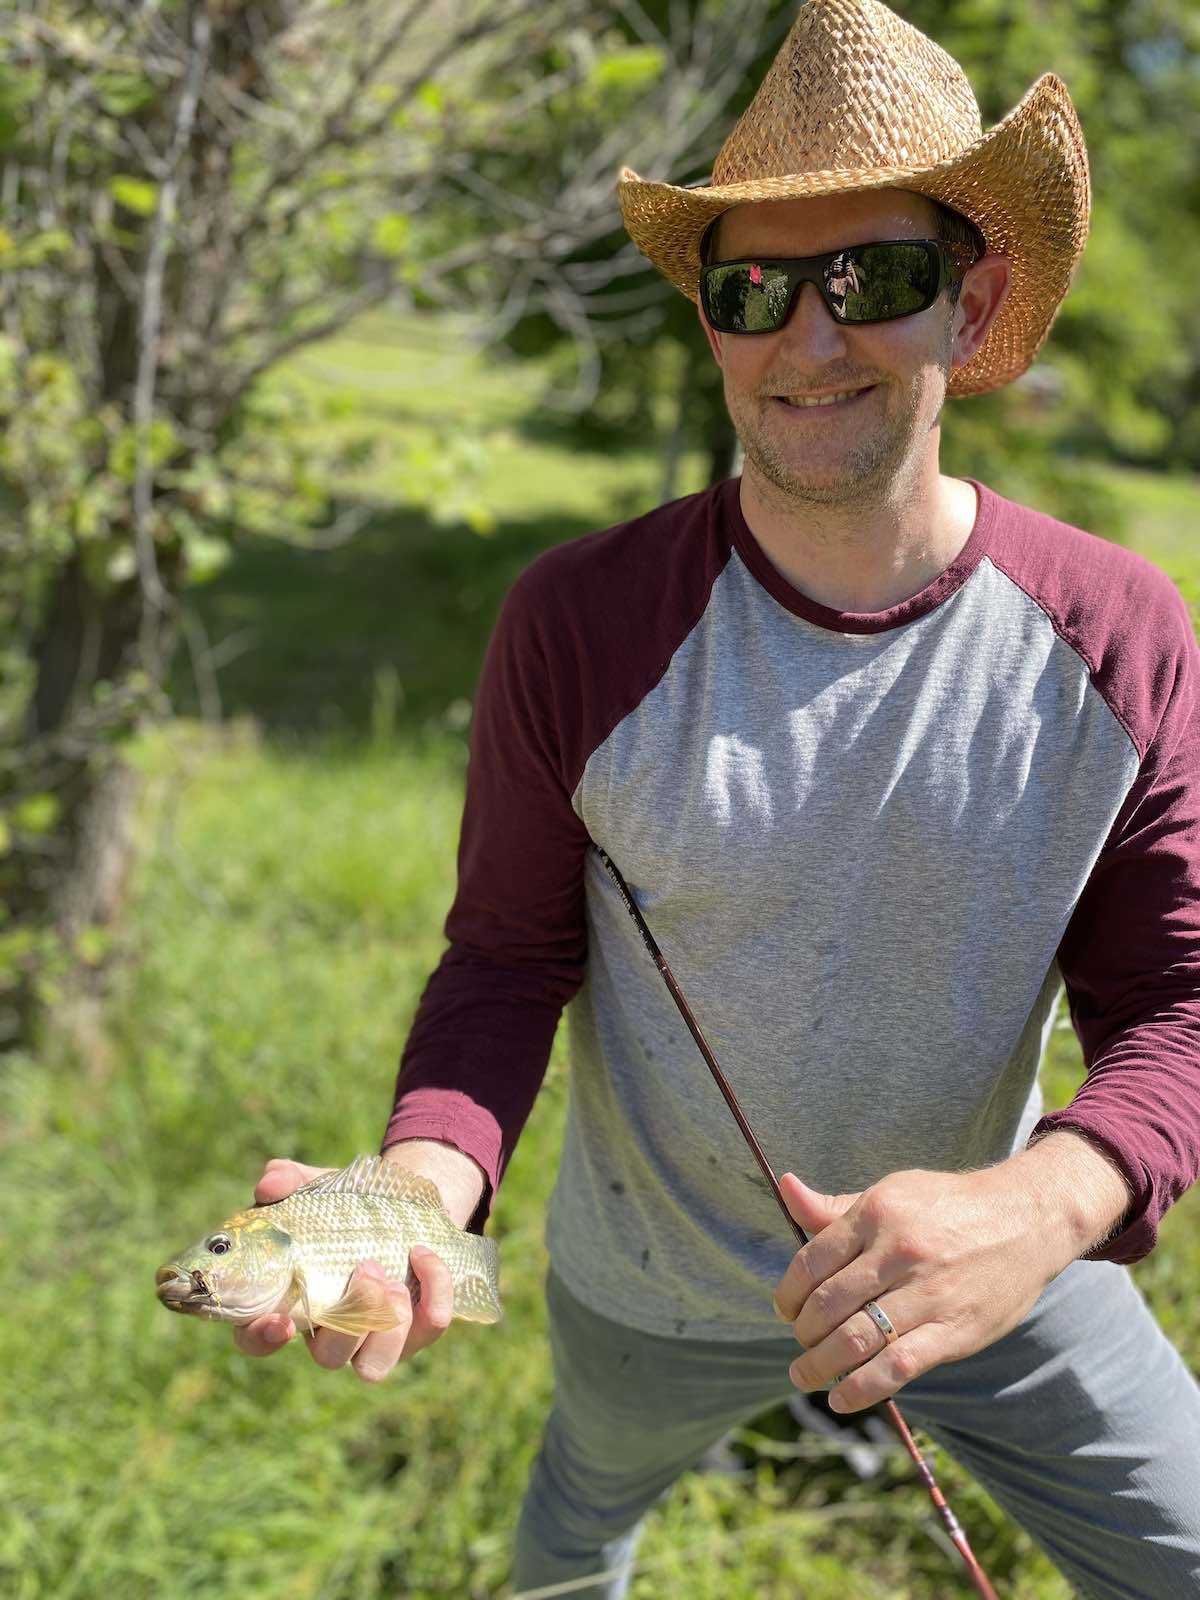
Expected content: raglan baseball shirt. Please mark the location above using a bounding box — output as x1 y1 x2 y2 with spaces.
383 474 1200 1339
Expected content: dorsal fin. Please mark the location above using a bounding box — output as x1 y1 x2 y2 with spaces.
291 1154 447 1212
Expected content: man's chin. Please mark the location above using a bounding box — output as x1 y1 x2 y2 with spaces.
744 445 878 506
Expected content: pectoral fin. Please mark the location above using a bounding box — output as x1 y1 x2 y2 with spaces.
316 1273 403 1336
286 1267 316 1335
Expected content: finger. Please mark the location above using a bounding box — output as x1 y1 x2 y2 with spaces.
233 1314 296 1357
253 1158 333 1206
788 1292 914 1392
306 1260 391 1371
773 1220 865 1323
350 1279 416 1383
789 1255 894 1350
779 1172 860 1236
399 1247 455 1358
825 1323 947 1414
306 1322 366 1370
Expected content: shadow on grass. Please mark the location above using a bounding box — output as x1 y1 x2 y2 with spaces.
170 501 604 738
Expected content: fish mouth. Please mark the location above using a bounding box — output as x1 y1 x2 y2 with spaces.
156 1265 217 1314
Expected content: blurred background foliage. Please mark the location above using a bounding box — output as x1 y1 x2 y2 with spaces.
0 1 1198 1595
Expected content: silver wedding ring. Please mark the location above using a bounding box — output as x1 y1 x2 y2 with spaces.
864 1298 898 1344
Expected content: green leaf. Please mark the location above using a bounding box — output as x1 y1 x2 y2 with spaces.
96 72 158 118
0 62 41 151
108 418 179 481
75 925 112 966
13 793 60 833
590 45 667 92
108 175 159 217
182 533 232 586
370 214 411 259
106 545 138 584
8 228 72 267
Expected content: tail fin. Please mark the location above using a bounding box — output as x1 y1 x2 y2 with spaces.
454 1236 502 1324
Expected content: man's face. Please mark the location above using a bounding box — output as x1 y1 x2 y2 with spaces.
698 190 967 507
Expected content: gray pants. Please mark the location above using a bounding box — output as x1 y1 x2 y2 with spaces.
510 1260 1200 1598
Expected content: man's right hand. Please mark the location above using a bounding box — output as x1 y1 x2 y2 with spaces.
232 1156 458 1382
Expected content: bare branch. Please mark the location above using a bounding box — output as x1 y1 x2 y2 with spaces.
133 1 210 657
219 272 396 416
443 161 548 225
90 191 141 302
0 159 26 349
537 276 603 413
179 604 223 724
609 0 667 49
278 500 379 551
234 0 426 244
227 0 564 273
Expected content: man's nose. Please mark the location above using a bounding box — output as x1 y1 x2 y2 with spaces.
777 280 850 357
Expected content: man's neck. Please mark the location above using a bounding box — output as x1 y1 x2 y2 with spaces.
738 462 979 614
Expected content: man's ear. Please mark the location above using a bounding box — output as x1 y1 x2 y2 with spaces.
951 254 1011 372
697 294 723 366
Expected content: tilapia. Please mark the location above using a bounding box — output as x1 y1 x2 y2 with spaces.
155 1154 501 1334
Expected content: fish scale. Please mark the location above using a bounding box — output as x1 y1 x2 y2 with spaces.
156 1154 502 1335
272 1178 494 1313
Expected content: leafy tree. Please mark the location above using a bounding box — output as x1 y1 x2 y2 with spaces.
0 0 704 1041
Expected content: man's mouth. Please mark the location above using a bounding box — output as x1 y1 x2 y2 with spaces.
774 385 876 409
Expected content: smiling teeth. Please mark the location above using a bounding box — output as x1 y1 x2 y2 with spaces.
782 388 867 408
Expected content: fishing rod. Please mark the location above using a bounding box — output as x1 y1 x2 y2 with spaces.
594 844 999 1600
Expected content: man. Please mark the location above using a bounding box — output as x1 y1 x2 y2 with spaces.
236 2 1200 1595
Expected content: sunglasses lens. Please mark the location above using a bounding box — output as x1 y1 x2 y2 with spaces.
836 243 938 321
703 262 796 333
702 243 942 332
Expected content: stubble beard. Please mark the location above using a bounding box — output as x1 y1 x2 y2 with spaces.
727 321 956 510
731 386 903 508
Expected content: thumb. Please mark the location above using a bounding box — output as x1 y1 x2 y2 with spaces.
254 1158 333 1205
779 1171 860 1236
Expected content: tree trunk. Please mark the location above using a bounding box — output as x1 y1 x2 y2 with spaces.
26 556 144 741
660 339 704 505
43 758 143 1075
706 410 741 485
11 555 168 1056
22 552 151 944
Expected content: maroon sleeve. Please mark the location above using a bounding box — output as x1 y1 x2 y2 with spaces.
380 559 593 1219
1031 576 1200 1263
379 481 736 1221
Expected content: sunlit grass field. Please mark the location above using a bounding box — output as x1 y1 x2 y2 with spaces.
2 312 1197 1599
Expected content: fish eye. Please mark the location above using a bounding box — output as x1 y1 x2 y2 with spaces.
206 1234 233 1255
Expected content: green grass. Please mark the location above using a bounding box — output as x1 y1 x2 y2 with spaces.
5 310 1199 1598
2 726 1088 1600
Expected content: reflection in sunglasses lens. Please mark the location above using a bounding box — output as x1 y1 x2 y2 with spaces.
705 244 939 331
839 244 935 320
707 263 793 332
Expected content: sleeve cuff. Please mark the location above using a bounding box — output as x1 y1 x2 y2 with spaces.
1028 1111 1158 1264
381 1089 503 1229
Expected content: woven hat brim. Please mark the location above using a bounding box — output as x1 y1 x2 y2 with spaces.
617 72 1090 397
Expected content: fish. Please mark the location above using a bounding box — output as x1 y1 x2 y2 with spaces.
155 1154 502 1334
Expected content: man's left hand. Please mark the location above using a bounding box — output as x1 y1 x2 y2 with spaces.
772 1150 1119 1414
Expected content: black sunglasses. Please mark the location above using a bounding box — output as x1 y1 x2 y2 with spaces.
699 239 978 334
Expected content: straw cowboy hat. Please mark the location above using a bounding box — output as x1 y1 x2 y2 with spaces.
616 0 1091 396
